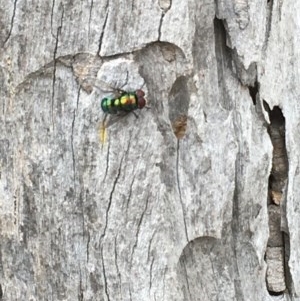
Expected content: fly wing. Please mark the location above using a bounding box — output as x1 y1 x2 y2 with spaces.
94 78 118 93
81 77 115 92
82 77 126 98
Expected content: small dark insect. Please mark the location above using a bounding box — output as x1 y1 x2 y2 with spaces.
101 89 146 114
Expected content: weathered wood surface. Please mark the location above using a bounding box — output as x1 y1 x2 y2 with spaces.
1 0 300 300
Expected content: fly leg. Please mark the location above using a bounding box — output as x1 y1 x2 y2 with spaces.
99 114 108 144
131 111 139 118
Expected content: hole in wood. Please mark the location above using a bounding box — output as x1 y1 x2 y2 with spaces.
248 81 259 105
264 101 288 294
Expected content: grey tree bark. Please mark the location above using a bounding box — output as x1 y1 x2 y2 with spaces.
1 0 300 300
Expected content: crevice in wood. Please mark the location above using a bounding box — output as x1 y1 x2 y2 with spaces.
265 103 288 206
158 12 165 41
263 0 273 52
214 17 234 110
283 232 295 295
51 5 64 129
78 268 84 301
0 283 2 299
157 0 172 41
100 155 124 241
101 246 111 301
97 3 109 56
264 101 288 295
147 229 156 262
130 194 150 266
214 17 257 87
232 51 258 87
114 235 122 296
51 69 57 129
131 0 135 11
231 163 246 301
179 252 193 300
14 193 17 225
86 229 90 263
248 81 259 105
149 256 154 291
176 140 189 242
3 0 18 46
22 183 38 246
103 139 110 183
124 176 135 214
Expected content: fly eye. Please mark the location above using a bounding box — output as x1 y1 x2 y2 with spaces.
136 89 145 98
138 97 146 109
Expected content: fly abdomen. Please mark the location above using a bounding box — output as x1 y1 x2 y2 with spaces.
101 97 118 114
118 93 138 112
101 90 146 114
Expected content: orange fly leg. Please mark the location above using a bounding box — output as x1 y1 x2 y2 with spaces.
99 115 108 144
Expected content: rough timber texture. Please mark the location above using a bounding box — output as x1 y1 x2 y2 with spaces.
1 0 300 301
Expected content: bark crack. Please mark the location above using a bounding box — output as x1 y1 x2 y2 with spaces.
103 140 110 183
157 0 172 40
3 0 18 46
51 3 64 128
130 194 150 265
158 12 165 41
182 257 192 300
263 0 274 52
131 0 135 11
248 81 259 106
101 155 124 241
231 159 245 301
147 230 156 262
149 256 154 291
101 246 111 301
176 140 189 242
162 267 167 300
86 230 90 263
264 102 289 294
79 268 84 301
97 2 109 56
114 235 122 297
125 176 135 213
